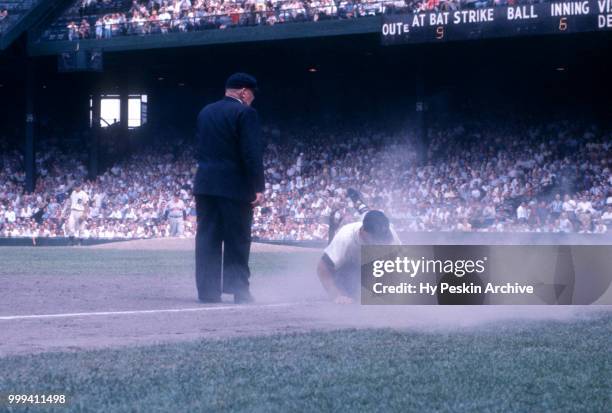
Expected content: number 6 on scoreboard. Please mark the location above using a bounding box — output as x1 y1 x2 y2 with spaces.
436 26 445 40
559 17 568 31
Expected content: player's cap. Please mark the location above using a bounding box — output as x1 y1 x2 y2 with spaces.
362 210 393 243
225 72 259 92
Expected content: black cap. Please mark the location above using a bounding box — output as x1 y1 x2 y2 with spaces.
362 210 393 243
225 72 258 92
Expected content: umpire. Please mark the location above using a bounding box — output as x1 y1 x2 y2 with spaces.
193 73 265 304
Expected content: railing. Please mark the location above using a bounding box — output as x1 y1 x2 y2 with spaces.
39 0 553 42
39 2 415 41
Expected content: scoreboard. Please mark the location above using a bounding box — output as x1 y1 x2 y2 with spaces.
381 0 612 44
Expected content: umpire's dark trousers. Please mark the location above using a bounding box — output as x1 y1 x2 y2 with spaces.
195 195 253 300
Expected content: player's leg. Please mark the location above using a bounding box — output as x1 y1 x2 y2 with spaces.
169 219 178 237
347 188 370 216
177 219 184 237
328 188 370 245
195 195 223 302
75 211 84 244
434 245 487 305
220 198 253 302
328 209 341 245
67 212 77 245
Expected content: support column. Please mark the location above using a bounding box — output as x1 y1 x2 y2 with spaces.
120 83 129 132
415 60 428 165
89 91 101 180
24 60 35 193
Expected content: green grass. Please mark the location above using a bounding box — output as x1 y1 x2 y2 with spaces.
0 247 609 412
1 315 610 413
0 248 320 277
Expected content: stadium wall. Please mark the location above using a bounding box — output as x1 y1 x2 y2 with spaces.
0 237 127 247
0 232 610 247
396 232 612 246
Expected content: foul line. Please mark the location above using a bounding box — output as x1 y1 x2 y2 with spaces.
0 302 301 321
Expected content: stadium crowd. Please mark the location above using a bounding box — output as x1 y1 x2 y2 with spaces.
61 0 404 41
0 139 197 240
50 0 548 41
1 115 611 241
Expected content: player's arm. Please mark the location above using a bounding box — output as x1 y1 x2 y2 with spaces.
316 254 353 304
390 225 402 245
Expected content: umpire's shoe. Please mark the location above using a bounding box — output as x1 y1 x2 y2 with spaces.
234 290 255 304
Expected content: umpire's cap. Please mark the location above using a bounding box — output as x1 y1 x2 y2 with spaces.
225 72 259 92
362 210 393 243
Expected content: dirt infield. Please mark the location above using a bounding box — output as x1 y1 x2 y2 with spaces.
90 237 319 253
0 242 610 357
2 300 605 356
1 274 608 357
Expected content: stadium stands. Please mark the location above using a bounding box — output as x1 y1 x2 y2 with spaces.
1 114 610 240
39 0 548 42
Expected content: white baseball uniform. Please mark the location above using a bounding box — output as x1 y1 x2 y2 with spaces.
167 198 186 237
67 190 89 237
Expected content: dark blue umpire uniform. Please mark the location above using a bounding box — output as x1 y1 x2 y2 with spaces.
194 73 264 304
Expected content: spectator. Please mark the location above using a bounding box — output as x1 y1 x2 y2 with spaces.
0 113 610 240
67 21 78 41
79 19 90 38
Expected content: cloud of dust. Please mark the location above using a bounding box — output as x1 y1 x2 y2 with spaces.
248 234 611 331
